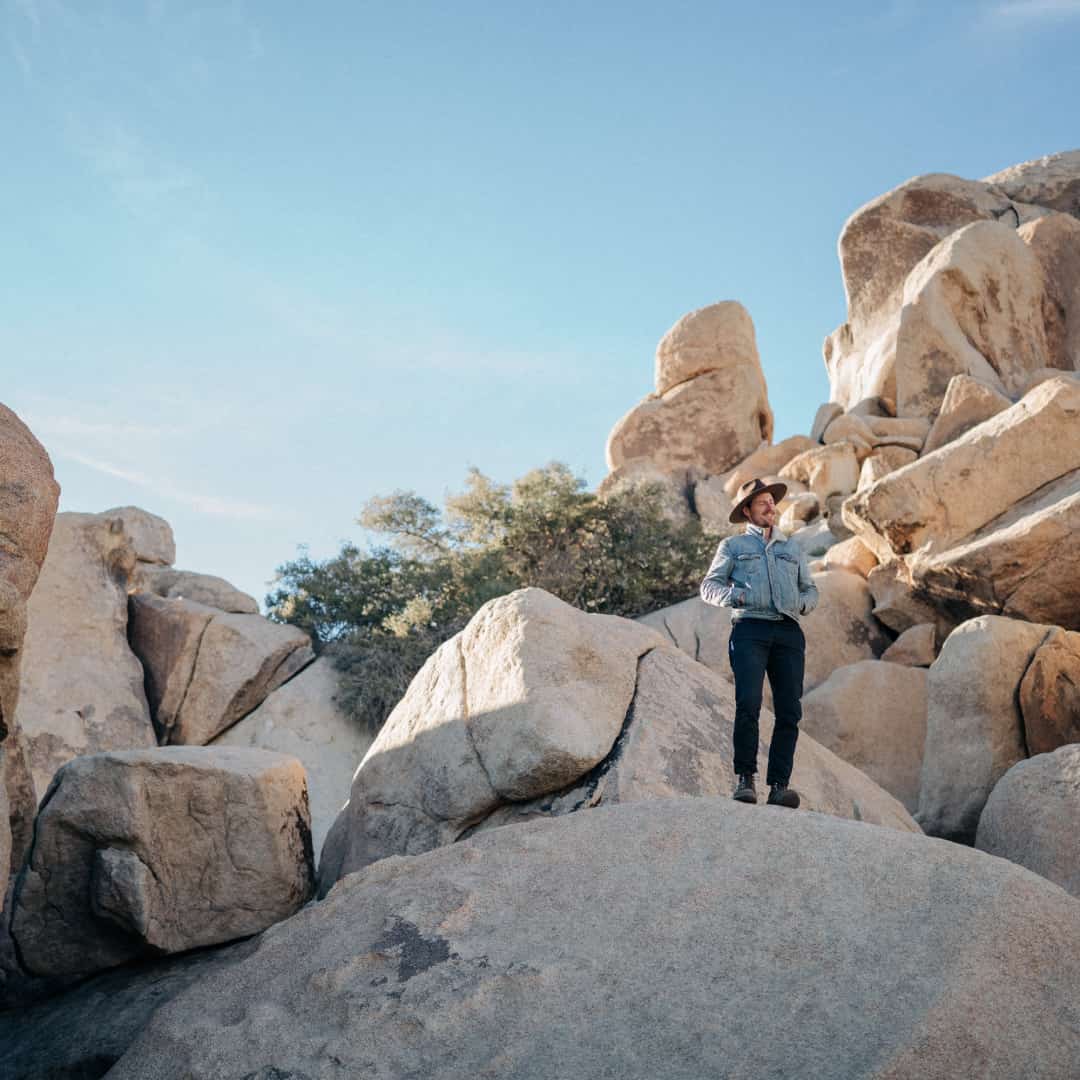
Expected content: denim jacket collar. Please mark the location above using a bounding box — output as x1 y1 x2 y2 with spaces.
746 524 789 545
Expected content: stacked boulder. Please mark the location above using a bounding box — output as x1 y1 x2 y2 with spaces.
0 405 60 906
602 300 781 532
319 588 916 893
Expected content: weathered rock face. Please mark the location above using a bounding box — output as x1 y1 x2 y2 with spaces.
881 622 937 667
779 442 860 504
471 645 916 840
322 589 664 884
654 300 759 394
212 658 373 858
14 513 155 803
893 220 1057 419
607 302 773 479
822 535 878 578
975 745 1080 900
844 375 1080 561
801 660 928 812
129 594 314 745
11 747 314 979
0 936 258 1080
1018 627 1080 756
100 506 175 566
606 369 772 477
110 798 1080 1080
134 564 259 614
917 616 1052 843
0 404 60 900
857 444 918 489
1019 211 1080 371
910 466 1080 631
866 560 953 638
321 588 911 892
921 373 1012 454
823 172 1038 411
723 435 817 497
984 149 1080 218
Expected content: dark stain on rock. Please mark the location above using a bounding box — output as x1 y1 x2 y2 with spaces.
373 917 452 983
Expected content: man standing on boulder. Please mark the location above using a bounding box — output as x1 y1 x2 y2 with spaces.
700 477 818 808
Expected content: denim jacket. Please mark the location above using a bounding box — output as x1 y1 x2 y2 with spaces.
699 527 819 622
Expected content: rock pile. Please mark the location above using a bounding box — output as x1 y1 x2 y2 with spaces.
3 150 1080 1078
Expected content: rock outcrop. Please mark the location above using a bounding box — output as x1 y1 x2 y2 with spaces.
916 615 1052 843
321 588 913 892
606 301 773 483
129 594 313 745
801 659 928 812
892 220 1058 419
1017 626 1080 755
134 565 259 614
11 747 314 979
975 745 1080 900
0 404 60 902
110 798 1080 1080
212 658 373 857
14 513 155 803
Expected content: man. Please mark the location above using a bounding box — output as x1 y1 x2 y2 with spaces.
700 477 819 808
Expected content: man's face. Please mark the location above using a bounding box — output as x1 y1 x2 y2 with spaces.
743 491 776 529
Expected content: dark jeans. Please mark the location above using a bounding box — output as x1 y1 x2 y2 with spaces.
728 616 806 786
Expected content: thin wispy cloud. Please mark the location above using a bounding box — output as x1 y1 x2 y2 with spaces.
988 0 1080 20
59 450 284 522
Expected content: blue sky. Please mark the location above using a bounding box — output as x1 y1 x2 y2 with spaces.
4 0 1078 606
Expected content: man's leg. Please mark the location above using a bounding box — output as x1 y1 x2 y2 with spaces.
765 618 806 786
729 620 771 778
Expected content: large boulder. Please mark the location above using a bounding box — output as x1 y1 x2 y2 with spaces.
100 506 175 566
843 375 1080 561
606 369 772 477
0 936 258 1080
110 798 1080 1080
320 589 665 883
653 299 759 394
212 658 374 858
723 435 818 497
0 404 59 900
779 442 859 504
801 659 928 812
984 149 1080 218
921 373 1012 454
14 512 155 803
893 220 1057 419
322 589 912 892
917 616 1052 843
1019 211 1080 370
911 465 1080 630
880 622 937 666
128 594 314 745
11 747 314 979
134 564 259 614
606 302 773 477
975 745 1080 900
1018 627 1080 755
468 644 916 841
823 172 1039 411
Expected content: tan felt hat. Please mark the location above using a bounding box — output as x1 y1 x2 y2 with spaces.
728 476 788 524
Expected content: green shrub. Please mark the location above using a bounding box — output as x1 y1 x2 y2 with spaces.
267 463 722 733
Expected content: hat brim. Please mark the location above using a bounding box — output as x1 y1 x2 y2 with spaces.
728 482 788 524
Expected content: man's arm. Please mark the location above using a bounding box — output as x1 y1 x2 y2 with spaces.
796 548 819 615
700 537 745 609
